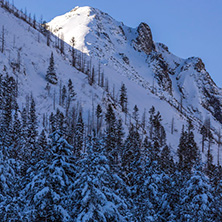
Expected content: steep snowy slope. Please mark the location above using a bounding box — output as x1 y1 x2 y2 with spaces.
48 6 222 159
0 4 221 163
48 6 222 124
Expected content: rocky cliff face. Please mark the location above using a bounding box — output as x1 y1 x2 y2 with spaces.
134 22 156 55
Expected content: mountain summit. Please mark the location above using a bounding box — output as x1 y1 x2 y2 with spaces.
48 6 155 56
48 6 222 125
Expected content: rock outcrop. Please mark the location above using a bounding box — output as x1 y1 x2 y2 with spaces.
134 22 155 54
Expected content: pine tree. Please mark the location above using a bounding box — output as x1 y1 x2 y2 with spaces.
122 124 141 186
60 33 64 54
205 148 215 180
1 25 5 53
67 79 76 100
141 108 146 130
20 131 75 221
96 104 102 135
177 122 199 173
0 155 22 221
74 111 84 157
105 104 117 164
149 106 155 139
153 111 163 145
70 135 131 221
61 85 67 107
134 159 172 221
213 179 222 220
49 112 56 133
0 75 16 148
21 107 28 141
20 97 38 166
132 104 139 127
70 37 76 67
66 79 76 114
177 165 214 221
142 136 151 163
33 14 36 28
200 124 207 153
160 145 174 174
116 118 124 162
37 129 48 158
46 52 58 84
27 97 38 145
119 83 127 113
54 109 65 134
10 104 22 159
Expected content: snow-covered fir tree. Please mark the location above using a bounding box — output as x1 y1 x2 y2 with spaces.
46 52 58 84
20 131 76 221
70 135 132 221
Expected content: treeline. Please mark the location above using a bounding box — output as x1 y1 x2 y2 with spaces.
0 73 222 221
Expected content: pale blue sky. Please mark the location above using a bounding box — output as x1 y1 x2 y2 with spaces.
15 0 222 86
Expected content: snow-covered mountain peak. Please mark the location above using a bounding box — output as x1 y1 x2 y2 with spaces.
48 6 156 57
48 6 97 54
47 6 222 125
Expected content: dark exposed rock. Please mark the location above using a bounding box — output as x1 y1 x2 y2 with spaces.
148 52 172 94
157 43 169 52
134 22 155 55
101 32 112 43
119 26 126 37
119 53 129 65
203 88 222 123
194 58 206 72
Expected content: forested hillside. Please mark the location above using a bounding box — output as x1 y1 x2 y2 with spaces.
0 1 222 221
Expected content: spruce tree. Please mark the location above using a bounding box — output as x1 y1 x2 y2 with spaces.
10 104 22 159
116 118 124 164
37 129 48 159
149 106 155 139
132 104 139 127
105 104 117 164
20 131 75 221
27 97 38 145
21 107 28 142
134 159 164 221
70 37 75 67
49 112 56 133
96 104 102 135
68 79 76 100
71 135 131 221
177 165 214 221
213 179 222 220
20 97 38 167
61 85 67 107
205 148 215 180
122 124 141 186
119 83 127 113
74 111 84 157
0 155 22 221
160 145 175 174
66 79 76 114
46 52 58 84
1 25 5 53
200 124 207 153
177 122 199 173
